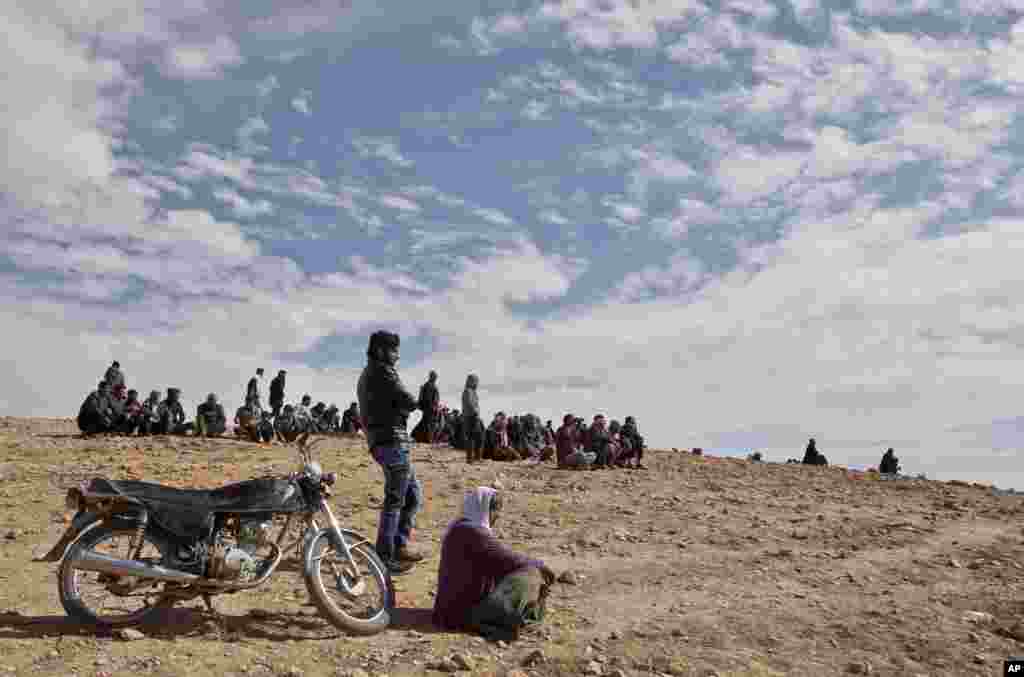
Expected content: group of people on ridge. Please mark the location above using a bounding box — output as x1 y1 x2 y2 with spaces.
76 363 364 444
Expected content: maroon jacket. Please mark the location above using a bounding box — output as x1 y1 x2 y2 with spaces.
432 521 544 630
555 424 578 466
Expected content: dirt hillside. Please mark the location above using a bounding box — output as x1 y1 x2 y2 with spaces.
0 417 1022 677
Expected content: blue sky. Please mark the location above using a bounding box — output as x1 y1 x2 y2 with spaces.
4 0 1024 488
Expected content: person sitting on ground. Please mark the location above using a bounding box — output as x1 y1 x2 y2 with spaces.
507 415 522 451
104 360 125 389
322 404 341 433
77 381 114 435
518 414 554 461
310 402 328 431
587 415 613 469
450 409 465 450
433 487 557 642
340 402 361 434
295 394 313 431
139 390 161 435
619 416 646 468
107 383 130 433
485 412 518 461
748 451 764 462
606 420 626 467
274 404 309 444
196 393 227 437
155 388 193 435
234 403 260 441
543 420 555 447
879 448 900 475
256 411 275 443
555 414 584 468
119 389 144 435
802 438 828 466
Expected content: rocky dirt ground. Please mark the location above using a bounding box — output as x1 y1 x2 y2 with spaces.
0 416 1023 677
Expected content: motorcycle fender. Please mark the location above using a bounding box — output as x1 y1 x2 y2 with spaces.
302 527 372 563
33 511 102 563
33 509 147 563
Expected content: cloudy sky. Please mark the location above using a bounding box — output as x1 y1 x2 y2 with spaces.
4 0 1024 487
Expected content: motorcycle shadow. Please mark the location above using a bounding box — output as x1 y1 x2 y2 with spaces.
0 607 344 641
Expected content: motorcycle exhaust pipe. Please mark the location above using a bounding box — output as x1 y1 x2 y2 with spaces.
69 550 200 584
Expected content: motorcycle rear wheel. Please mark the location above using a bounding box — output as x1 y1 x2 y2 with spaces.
58 524 169 627
303 530 392 635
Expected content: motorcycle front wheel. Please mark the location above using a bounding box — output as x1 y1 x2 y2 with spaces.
303 529 392 635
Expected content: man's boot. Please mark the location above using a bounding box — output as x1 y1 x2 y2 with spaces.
395 543 425 563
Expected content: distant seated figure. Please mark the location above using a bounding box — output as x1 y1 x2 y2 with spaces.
119 389 144 435
274 404 309 444
235 403 260 441
558 415 596 469
257 411 275 443
432 487 556 642
801 438 828 466
748 451 764 462
196 393 227 437
139 390 162 435
618 416 646 469
340 402 362 434
108 383 128 432
310 402 327 431
78 381 114 435
485 412 518 461
322 404 341 433
155 388 193 435
879 448 900 475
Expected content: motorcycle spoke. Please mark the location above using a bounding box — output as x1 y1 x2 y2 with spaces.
71 531 165 623
311 542 385 621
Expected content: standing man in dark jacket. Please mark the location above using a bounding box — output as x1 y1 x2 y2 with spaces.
246 368 264 409
269 370 286 418
357 331 424 575
418 371 440 443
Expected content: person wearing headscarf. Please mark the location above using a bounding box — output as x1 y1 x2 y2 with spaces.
461 374 484 463
341 402 361 434
274 404 308 444
357 330 424 575
155 388 192 435
433 487 556 641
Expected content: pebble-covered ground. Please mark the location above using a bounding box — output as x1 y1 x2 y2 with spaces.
0 416 1022 677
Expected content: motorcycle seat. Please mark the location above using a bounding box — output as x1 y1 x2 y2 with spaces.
83 477 304 540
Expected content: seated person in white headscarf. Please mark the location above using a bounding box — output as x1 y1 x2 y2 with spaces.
432 487 556 641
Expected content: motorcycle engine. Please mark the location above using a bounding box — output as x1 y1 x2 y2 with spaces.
206 516 273 581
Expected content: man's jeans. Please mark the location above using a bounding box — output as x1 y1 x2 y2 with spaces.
372 444 422 562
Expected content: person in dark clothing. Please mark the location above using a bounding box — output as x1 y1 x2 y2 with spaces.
77 381 114 435
246 368 264 408
322 404 340 433
108 383 128 431
555 414 578 467
155 388 192 435
139 390 161 435
196 393 227 437
256 411 275 443
802 438 828 466
508 416 521 451
310 402 327 432
433 487 556 641
357 331 424 575
119 389 144 434
269 370 286 418
462 374 483 464
879 448 900 474
274 404 309 444
617 416 646 469
588 415 612 468
341 402 361 434
418 371 441 443
103 361 124 389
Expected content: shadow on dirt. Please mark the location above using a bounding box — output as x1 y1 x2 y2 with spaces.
0 606 442 641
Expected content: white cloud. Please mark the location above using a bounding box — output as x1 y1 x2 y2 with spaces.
539 210 571 225
475 207 516 226
162 35 243 80
237 116 271 154
522 100 551 121
380 194 421 212
212 188 275 218
291 90 313 115
537 0 705 50
352 136 414 168
257 74 280 97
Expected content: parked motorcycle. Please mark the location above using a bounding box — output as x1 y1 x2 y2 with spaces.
34 439 393 634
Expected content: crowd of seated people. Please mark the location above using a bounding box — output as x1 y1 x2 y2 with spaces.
76 361 363 444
